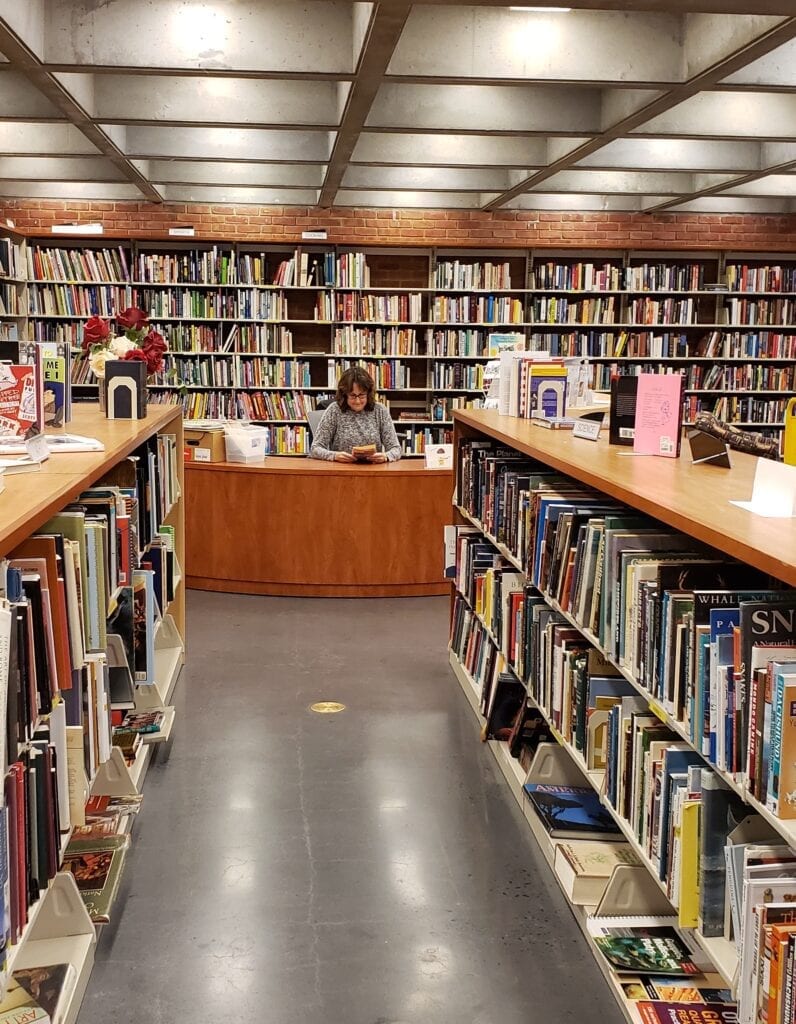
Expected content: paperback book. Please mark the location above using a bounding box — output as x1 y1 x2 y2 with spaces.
523 783 623 840
588 923 700 976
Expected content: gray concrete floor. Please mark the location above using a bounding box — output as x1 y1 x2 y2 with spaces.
79 592 624 1024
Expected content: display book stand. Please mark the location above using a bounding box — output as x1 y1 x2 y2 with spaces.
446 407 796 1024
0 404 185 1024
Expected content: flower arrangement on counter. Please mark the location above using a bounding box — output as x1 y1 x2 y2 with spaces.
82 307 167 379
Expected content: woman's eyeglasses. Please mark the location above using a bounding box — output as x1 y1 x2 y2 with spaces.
348 391 368 401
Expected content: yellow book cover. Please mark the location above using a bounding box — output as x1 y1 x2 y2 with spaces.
678 799 700 928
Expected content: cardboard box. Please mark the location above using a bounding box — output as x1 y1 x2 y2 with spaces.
184 426 226 463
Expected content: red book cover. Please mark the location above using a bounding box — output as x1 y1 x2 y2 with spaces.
0 364 40 437
10 763 27 934
10 539 73 692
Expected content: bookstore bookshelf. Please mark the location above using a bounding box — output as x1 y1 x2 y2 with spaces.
448 408 796 1024
0 404 185 1022
3 232 795 456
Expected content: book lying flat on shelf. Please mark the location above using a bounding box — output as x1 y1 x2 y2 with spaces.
620 974 733 1004
553 841 641 904
587 919 701 976
523 783 623 841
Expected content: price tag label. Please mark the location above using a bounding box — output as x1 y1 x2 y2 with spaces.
573 419 601 441
25 434 50 463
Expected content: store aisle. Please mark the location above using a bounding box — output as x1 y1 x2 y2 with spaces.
80 593 623 1024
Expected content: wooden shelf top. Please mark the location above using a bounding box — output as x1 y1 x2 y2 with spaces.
0 403 181 555
185 456 452 477
454 407 796 586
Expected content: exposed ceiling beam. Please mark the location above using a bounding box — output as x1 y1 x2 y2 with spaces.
483 14 796 210
646 154 796 211
318 3 411 208
379 0 796 12
0 17 162 202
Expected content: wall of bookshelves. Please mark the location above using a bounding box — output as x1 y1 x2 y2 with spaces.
448 408 796 1024
4 233 796 456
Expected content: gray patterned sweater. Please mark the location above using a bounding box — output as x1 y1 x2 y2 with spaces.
309 402 402 461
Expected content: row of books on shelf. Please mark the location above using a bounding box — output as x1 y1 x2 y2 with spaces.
15 245 796 296
431 295 524 324
26 245 131 285
0 433 180 980
0 286 20 317
21 290 796 343
325 359 412 390
28 284 135 318
683 395 792 424
332 326 420 356
452 603 796 1024
223 390 334 421
434 260 513 290
534 330 796 361
0 239 23 281
726 263 796 293
530 259 796 295
448 475 796 1024
725 298 796 325
684 364 795 391
455 435 796 799
325 292 424 324
533 295 619 326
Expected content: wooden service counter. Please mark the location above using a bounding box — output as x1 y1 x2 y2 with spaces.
185 457 453 597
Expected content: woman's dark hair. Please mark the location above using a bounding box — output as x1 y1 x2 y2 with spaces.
336 366 376 411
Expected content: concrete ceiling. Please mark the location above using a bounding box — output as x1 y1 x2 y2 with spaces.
1 1 796 212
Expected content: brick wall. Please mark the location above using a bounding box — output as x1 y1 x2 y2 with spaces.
3 198 796 250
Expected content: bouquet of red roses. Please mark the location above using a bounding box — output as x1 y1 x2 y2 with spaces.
82 307 167 380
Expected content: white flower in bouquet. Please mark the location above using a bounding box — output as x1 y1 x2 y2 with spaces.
89 348 113 379
109 336 138 358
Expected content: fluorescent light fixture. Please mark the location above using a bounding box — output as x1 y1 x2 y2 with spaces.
510 6 572 10
51 222 103 234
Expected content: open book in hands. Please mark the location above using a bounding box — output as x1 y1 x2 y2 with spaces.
351 443 378 462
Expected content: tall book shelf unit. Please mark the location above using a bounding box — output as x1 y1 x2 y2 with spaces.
447 408 796 1024
528 250 795 442
0 227 27 349
7 235 796 455
0 404 185 1023
21 240 522 457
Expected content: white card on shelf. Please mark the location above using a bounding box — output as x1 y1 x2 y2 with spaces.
731 457 796 518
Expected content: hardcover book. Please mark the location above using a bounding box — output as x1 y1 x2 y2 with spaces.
553 841 640 904
62 834 130 923
523 783 623 840
609 375 638 446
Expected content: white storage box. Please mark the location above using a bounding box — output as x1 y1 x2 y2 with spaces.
224 424 268 464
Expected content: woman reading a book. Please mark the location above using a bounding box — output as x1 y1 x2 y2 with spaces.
310 367 401 463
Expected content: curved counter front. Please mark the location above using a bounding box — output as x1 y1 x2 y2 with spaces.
185 458 453 598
